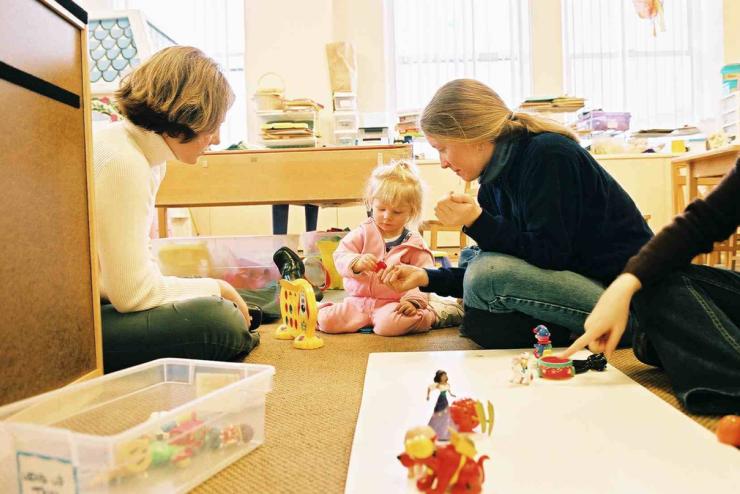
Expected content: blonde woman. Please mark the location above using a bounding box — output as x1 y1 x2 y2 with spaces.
383 79 652 348
95 46 259 372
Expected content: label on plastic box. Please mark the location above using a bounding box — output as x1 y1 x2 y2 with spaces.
16 452 77 494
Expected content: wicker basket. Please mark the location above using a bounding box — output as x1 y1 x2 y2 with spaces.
254 72 285 111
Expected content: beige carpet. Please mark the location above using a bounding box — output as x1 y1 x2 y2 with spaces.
193 294 721 494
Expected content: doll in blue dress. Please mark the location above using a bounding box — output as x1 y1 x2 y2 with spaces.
426 370 456 441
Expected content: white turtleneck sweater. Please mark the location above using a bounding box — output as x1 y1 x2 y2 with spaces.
93 121 219 312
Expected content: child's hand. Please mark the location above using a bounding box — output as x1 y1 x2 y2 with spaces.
351 254 379 274
435 193 482 227
395 300 418 316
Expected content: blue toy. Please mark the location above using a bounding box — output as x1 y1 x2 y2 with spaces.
533 325 553 358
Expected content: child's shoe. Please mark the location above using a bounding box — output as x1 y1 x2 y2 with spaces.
429 294 464 329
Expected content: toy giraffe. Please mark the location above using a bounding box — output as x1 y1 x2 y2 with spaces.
275 278 324 349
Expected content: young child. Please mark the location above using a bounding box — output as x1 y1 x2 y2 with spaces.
317 160 440 336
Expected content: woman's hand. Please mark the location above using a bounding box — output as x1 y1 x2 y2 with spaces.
216 279 252 328
395 300 419 316
351 254 379 274
559 274 642 359
381 265 429 292
435 192 482 228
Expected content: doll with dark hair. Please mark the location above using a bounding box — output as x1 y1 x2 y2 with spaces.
426 370 456 441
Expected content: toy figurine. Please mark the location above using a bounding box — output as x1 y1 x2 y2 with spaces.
533 325 553 358
398 429 489 494
427 370 456 441
449 398 495 436
509 352 535 385
538 356 575 379
275 278 324 349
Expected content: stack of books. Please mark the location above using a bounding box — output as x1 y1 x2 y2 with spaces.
396 110 422 139
519 96 585 113
284 98 324 112
260 122 313 142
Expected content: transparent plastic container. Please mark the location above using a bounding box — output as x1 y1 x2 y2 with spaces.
0 359 274 494
151 235 299 290
576 111 631 132
300 231 348 255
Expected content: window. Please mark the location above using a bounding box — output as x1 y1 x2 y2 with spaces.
391 0 531 112
112 0 246 148
563 0 724 130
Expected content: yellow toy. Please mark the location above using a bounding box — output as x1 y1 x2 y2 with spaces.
275 278 324 349
317 238 343 289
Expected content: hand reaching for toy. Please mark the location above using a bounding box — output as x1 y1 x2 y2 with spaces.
434 192 482 227
559 273 642 360
395 299 419 316
351 254 380 274
380 264 429 292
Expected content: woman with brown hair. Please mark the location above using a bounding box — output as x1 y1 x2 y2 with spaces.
383 79 652 349
95 46 259 372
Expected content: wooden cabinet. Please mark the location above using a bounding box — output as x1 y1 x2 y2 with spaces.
594 154 675 233
0 0 102 405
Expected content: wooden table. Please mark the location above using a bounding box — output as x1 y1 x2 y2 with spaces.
671 144 739 267
156 144 412 237
671 144 740 212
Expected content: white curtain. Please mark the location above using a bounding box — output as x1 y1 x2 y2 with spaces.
112 0 246 147
562 0 724 130
392 0 531 112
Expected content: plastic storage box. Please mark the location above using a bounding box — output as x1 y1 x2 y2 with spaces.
151 234 299 290
0 358 274 493
576 111 631 132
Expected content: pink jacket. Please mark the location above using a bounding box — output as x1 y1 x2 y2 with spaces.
333 218 435 306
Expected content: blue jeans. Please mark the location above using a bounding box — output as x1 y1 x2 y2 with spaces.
462 250 606 333
633 265 740 414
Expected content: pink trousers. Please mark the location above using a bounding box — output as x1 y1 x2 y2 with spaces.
317 297 436 336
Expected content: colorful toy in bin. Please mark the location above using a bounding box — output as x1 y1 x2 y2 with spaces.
275 278 324 349
317 237 344 289
533 324 553 358
157 242 212 277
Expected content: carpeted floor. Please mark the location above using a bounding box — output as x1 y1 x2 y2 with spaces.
193 292 721 494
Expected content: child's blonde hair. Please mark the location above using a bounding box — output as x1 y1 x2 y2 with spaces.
421 79 578 144
365 160 425 225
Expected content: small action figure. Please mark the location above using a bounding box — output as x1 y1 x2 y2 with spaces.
427 370 456 441
509 352 535 385
533 325 553 358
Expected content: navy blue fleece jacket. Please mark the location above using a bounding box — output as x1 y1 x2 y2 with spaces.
424 132 653 297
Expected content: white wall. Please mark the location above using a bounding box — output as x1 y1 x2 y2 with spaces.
244 0 335 144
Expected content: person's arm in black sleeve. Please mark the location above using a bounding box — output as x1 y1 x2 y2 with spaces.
624 159 740 286
463 152 575 271
421 266 465 298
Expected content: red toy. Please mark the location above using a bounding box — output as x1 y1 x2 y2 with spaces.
374 260 387 272
398 430 488 494
716 415 740 447
449 399 480 433
537 356 575 380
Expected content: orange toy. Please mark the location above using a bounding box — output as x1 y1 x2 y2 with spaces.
716 415 740 447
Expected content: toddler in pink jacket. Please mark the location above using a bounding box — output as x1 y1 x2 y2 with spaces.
318 160 439 336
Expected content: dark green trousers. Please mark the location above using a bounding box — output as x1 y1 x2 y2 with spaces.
102 296 261 373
